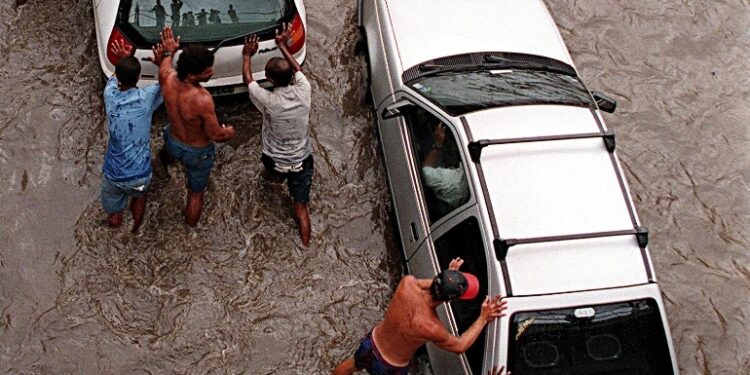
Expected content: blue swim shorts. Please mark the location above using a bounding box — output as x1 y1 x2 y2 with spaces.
354 331 409 375
101 174 151 214
261 154 314 203
163 127 215 193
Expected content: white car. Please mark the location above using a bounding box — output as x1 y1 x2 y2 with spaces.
93 0 307 95
358 0 679 374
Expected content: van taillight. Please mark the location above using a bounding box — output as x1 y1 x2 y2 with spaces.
286 13 305 54
106 28 133 65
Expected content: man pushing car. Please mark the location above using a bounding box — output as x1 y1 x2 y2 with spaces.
333 258 508 375
242 24 314 246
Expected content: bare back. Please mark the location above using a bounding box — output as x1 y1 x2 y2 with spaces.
162 71 216 147
372 276 451 366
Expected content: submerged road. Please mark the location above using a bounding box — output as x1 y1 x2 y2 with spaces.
0 0 748 373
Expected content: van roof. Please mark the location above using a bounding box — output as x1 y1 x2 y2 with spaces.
462 105 652 296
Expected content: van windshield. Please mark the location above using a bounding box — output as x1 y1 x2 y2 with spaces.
117 0 292 45
409 68 595 116
508 298 674 374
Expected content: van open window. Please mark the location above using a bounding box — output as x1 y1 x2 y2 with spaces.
508 298 674 374
405 108 470 224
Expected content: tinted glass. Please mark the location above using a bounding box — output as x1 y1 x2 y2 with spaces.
508 299 674 374
409 69 596 116
119 0 291 43
434 217 487 374
405 107 470 224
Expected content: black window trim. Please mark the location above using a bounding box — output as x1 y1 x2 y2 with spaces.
398 92 477 230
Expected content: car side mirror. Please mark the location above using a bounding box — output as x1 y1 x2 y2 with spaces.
381 100 414 119
592 91 617 113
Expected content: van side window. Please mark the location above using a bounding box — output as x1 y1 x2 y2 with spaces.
434 217 488 374
405 107 470 224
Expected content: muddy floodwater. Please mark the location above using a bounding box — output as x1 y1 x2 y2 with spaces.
0 0 748 374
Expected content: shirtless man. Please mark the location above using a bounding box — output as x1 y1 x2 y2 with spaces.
154 27 235 226
333 258 508 375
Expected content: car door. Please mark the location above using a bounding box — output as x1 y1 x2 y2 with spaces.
376 96 430 259
417 209 491 375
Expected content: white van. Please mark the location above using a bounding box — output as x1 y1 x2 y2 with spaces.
357 0 679 373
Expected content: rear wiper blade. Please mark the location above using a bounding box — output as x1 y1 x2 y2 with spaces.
212 23 280 53
483 55 576 76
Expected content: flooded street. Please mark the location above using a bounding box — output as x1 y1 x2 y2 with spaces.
0 0 748 374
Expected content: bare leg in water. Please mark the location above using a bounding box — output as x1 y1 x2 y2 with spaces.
332 357 357 375
107 212 123 227
294 202 311 246
185 190 204 226
130 194 147 232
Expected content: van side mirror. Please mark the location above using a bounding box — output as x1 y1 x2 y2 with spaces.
592 91 617 113
381 99 414 119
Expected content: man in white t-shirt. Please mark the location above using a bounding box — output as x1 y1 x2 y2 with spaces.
242 24 313 246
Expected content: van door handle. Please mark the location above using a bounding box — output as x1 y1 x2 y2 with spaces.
410 222 419 241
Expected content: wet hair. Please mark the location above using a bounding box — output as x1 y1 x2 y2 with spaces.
176 44 214 81
115 56 141 87
265 57 294 87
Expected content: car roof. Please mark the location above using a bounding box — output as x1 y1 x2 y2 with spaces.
384 0 574 73
462 106 651 296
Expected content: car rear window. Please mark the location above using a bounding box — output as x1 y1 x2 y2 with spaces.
117 0 293 46
508 298 674 374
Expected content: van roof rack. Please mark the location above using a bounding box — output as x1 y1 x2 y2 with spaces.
460 109 654 296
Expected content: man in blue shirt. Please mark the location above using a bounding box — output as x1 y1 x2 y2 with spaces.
101 39 164 232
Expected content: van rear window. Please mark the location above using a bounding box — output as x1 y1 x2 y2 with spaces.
508 298 674 374
117 0 292 45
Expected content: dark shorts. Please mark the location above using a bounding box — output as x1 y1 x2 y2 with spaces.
101 174 151 214
354 331 409 375
163 127 215 193
261 154 314 203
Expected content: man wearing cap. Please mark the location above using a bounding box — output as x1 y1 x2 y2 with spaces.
333 258 507 375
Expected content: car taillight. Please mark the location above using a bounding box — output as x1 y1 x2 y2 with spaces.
286 13 305 54
106 27 133 65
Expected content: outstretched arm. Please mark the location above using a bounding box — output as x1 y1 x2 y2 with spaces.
275 22 301 72
433 295 507 354
158 26 180 84
423 122 446 167
242 35 259 84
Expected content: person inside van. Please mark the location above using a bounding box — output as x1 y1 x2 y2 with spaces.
421 121 469 209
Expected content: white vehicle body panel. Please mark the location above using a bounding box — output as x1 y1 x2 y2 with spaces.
93 0 307 93
384 0 574 72
358 0 678 373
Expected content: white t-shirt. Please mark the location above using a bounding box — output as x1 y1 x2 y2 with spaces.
248 71 312 166
422 164 469 208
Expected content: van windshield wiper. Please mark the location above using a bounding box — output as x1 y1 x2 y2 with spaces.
483 54 576 76
416 59 575 79
417 63 509 77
